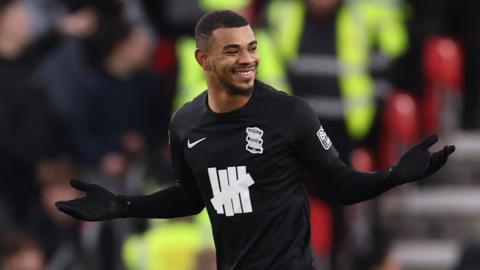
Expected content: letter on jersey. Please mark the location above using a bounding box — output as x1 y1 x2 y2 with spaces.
208 166 255 217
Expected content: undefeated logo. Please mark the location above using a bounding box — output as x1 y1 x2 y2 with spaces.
208 166 255 217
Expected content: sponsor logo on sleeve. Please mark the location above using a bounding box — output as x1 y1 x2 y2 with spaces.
316 126 332 150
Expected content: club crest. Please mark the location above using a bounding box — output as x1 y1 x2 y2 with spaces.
245 127 264 154
317 126 332 150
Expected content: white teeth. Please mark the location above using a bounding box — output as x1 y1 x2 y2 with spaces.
235 71 253 76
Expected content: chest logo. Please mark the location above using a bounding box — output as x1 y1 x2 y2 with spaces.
317 126 332 150
208 166 255 217
187 137 206 149
245 127 264 154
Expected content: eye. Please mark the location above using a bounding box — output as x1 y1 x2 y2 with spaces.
224 50 238 55
249 46 257 52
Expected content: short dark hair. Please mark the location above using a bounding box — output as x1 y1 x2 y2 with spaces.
194 10 249 49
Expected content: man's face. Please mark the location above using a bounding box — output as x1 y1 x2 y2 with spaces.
204 25 259 96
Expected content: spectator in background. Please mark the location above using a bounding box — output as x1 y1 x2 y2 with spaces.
65 18 168 176
267 0 409 161
61 14 168 270
0 0 57 224
139 0 204 36
0 230 45 270
36 0 151 144
36 2 98 125
0 0 96 225
61 20 169 268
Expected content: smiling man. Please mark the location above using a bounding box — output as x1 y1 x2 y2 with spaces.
56 10 455 270
198 26 258 96
194 12 259 108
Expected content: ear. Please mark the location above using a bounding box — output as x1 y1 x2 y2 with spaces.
195 49 211 71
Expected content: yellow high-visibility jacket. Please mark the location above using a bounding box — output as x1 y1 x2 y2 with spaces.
267 0 408 139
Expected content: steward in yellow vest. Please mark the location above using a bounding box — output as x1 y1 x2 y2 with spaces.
267 0 408 146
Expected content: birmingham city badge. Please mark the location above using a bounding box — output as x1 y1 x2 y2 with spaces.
245 127 264 154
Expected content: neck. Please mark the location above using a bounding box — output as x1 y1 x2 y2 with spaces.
206 79 252 113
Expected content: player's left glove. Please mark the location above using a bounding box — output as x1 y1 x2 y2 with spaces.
388 134 455 184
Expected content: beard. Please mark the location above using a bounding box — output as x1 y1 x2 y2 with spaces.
218 77 254 96
210 60 257 96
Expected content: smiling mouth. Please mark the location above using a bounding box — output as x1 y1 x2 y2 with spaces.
233 69 256 79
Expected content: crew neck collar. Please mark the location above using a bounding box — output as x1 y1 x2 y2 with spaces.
205 81 259 117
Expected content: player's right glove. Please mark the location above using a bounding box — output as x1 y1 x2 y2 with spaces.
388 134 455 185
55 179 130 221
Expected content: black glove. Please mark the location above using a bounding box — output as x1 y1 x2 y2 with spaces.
55 179 130 221
389 134 455 184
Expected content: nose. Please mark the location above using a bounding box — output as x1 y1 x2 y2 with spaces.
238 49 255 65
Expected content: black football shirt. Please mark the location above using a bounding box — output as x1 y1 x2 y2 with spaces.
169 80 339 270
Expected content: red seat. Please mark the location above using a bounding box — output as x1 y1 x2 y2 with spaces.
423 36 463 90
350 147 375 172
380 91 419 167
309 197 332 258
422 36 464 133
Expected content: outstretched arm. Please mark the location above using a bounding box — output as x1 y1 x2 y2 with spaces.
55 178 204 221
319 135 455 204
293 98 454 205
56 121 205 221
124 181 204 218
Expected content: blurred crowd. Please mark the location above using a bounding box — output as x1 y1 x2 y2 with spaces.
0 0 478 270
